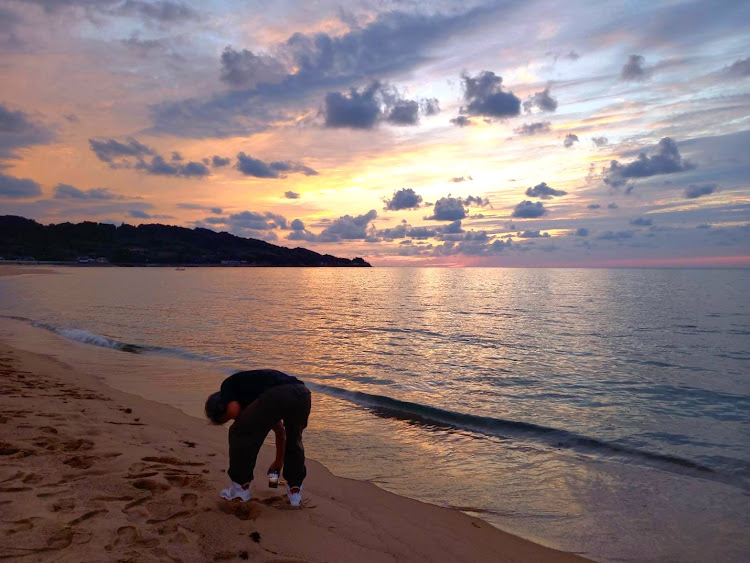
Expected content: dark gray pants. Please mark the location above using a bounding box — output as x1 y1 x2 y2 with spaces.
227 383 311 488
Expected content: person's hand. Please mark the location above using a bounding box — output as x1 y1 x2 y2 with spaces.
267 461 282 475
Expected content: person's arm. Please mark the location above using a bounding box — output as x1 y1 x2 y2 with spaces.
268 420 285 474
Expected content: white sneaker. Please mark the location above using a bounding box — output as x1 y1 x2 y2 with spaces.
220 481 251 502
287 484 303 507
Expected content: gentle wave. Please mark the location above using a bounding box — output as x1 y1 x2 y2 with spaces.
303 381 748 485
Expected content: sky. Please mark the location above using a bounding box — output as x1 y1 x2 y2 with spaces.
0 0 748 266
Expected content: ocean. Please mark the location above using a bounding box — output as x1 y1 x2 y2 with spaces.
1 267 748 562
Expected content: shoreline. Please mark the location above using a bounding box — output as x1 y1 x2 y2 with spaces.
0 323 588 561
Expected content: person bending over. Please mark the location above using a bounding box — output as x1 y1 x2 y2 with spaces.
205 369 311 507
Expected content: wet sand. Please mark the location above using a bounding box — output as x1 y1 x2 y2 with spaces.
0 332 589 562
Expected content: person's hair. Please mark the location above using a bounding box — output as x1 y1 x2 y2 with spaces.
205 392 227 424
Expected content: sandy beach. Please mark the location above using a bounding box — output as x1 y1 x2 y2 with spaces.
0 318 588 562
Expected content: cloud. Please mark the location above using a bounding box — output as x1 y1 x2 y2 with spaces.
511 200 547 218
236 152 316 178
514 121 551 136
523 88 558 112
219 47 287 89
423 195 490 221
607 202 619 209
177 203 222 214
89 137 155 167
587 203 601 209
212 155 231 167
150 5 510 137
575 228 589 237
385 188 423 211
450 116 472 127
116 1 200 24
564 133 579 148
0 172 41 198
604 137 696 187
685 183 717 199
316 210 378 242
323 83 382 129
597 230 634 240
136 155 211 177
525 182 567 199
0 103 55 161
458 70 521 119
450 176 472 183
284 191 300 199
620 54 651 81
420 98 440 116
53 183 124 200
630 217 653 226
518 230 550 238
592 136 609 147
724 57 750 78
387 100 419 125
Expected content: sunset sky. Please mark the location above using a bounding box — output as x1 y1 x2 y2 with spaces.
1 0 748 266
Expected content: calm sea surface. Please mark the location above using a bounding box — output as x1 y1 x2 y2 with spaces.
1 267 748 562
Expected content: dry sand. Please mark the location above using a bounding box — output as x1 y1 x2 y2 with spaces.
0 265 58 277
0 336 588 562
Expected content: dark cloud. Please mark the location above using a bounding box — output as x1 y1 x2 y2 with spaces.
523 88 558 113
597 231 634 240
89 137 155 167
514 121 551 136
269 161 318 176
420 98 440 116
620 54 651 81
136 155 211 177
219 47 287 89
285 191 300 199
426 196 466 221
685 183 717 199
607 202 619 209
450 116 472 127
290 218 305 231
0 172 41 198
450 176 472 183
387 100 419 125
604 137 696 187
518 230 550 238
459 71 521 119
177 203 223 214
323 83 382 129
587 203 601 209
53 183 123 200
575 228 589 237
525 182 567 199
151 6 505 137
630 217 653 226
0 103 55 161
212 155 231 167
511 200 547 218
115 1 200 24
316 210 378 242
724 57 750 78
227 210 288 231
564 133 579 148
592 136 609 147
235 153 316 178
463 195 490 207
236 153 277 178
385 188 423 211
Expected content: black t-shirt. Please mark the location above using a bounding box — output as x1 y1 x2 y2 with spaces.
220 369 304 408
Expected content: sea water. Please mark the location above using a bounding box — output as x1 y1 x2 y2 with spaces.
1 267 748 562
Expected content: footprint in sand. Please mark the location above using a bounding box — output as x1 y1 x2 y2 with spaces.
0 518 37 536
131 478 171 493
180 493 198 508
106 525 160 550
62 455 99 469
22 473 43 484
51 498 76 513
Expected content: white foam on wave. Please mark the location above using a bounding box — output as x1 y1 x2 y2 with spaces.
54 328 126 350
